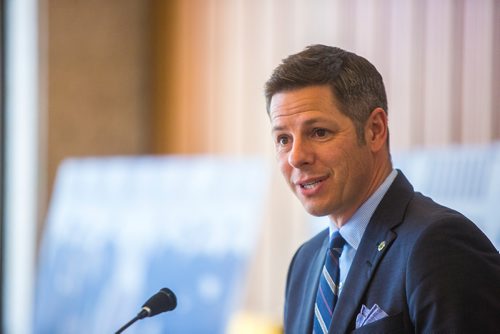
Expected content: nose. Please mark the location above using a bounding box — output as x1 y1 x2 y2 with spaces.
288 137 313 168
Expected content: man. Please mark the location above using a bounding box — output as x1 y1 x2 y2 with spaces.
265 45 500 333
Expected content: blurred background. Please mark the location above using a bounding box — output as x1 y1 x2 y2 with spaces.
1 0 499 333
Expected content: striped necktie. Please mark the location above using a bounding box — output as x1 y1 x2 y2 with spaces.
313 231 346 334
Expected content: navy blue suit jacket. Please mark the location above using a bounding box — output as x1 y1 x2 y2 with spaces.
284 171 500 333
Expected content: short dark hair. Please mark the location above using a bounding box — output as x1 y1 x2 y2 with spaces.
264 45 388 143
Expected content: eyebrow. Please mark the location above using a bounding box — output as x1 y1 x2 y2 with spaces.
271 117 331 132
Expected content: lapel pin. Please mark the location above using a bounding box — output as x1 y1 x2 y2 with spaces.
377 241 386 252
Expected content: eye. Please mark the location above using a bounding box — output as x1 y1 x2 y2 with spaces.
276 135 290 146
312 128 328 138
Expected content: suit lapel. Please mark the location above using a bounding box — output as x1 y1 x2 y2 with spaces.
330 224 397 333
302 235 329 333
329 171 415 334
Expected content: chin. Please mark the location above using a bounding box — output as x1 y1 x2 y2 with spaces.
303 205 330 217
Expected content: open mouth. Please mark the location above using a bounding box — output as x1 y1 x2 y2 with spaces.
299 176 327 189
301 179 323 189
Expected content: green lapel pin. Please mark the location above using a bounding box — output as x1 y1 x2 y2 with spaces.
377 241 386 252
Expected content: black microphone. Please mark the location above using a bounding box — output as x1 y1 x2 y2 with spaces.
115 288 177 334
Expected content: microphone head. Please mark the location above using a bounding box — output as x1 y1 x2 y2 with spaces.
141 288 177 317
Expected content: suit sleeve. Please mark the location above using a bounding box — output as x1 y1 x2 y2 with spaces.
406 215 500 333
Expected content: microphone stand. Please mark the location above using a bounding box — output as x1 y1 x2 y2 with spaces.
115 308 149 334
115 314 140 334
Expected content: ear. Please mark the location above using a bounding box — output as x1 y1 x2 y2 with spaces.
364 108 388 152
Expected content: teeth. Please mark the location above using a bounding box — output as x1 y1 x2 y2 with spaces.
302 180 321 189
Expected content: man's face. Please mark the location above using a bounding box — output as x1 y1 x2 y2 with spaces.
270 85 375 225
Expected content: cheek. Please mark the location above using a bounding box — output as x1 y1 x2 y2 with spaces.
280 167 297 190
277 154 290 174
322 149 344 171
279 162 292 180
323 149 351 181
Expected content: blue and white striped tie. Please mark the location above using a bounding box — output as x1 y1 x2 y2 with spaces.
312 231 345 334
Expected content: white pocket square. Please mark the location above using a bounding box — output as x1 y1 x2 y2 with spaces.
355 304 389 328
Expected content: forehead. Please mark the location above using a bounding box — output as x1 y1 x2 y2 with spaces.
269 85 340 122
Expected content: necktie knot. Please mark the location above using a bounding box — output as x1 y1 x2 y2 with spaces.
330 231 346 252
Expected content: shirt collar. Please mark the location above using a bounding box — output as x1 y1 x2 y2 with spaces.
329 169 398 250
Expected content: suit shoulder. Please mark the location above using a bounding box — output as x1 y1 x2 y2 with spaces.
393 191 498 261
288 229 328 270
402 192 483 236
300 228 329 252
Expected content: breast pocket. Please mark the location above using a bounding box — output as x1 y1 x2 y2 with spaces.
351 312 405 334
